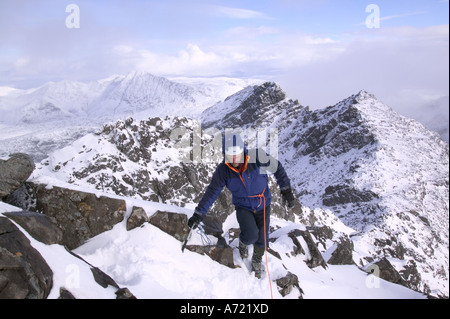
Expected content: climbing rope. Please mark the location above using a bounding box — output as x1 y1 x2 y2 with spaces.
249 187 274 299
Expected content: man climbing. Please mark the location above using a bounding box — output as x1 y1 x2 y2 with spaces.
188 133 295 278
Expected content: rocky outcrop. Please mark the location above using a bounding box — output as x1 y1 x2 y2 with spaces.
288 229 327 269
30 183 126 250
276 272 303 298
0 216 53 299
148 210 190 242
3 210 63 245
322 184 379 206
126 206 149 231
365 257 408 287
327 236 355 265
0 153 35 199
148 210 236 268
184 245 235 269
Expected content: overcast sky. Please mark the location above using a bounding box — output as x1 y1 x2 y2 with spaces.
0 0 448 117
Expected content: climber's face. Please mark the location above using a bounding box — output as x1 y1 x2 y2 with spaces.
225 152 243 168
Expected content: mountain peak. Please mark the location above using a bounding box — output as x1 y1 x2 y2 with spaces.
201 81 303 130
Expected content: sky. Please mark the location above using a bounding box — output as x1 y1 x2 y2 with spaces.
0 0 448 117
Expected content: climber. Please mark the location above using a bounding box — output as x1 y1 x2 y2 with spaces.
188 133 295 278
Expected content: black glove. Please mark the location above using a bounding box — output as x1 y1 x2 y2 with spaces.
281 188 296 208
188 211 204 229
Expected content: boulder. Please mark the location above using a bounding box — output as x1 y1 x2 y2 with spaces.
126 206 148 231
0 216 53 299
30 183 126 249
3 210 63 245
184 245 235 268
0 153 35 199
289 229 327 269
365 257 408 287
148 210 190 242
148 210 235 268
276 272 303 298
327 236 355 265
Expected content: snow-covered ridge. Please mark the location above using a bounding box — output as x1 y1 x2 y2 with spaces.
0 72 263 125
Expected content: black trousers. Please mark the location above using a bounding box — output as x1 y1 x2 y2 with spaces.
235 205 270 248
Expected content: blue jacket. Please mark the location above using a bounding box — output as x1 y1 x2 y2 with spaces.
196 148 291 215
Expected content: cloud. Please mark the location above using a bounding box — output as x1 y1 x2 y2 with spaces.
110 44 235 77
212 6 272 20
276 25 449 119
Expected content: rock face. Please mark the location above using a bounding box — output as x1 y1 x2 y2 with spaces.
3 210 63 245
0 216 53 299
365 257 408 287
148 210 190 242
0 153 35 199
30 183 126 249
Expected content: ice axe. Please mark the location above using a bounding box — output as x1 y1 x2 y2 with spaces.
181 224 195 253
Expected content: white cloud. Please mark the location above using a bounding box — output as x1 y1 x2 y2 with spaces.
111 44 236 77
276 25 449 119
212 6 272 20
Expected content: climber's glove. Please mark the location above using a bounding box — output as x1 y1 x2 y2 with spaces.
281 188 296 208
188 210 204 229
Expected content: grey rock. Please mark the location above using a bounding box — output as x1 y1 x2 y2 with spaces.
0 153 35 198
3 210 63 245
0 216 53 299
276 272 303 298
30 183 126 249
126 206 148 231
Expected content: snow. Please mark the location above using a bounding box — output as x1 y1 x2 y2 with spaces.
1 196 426 299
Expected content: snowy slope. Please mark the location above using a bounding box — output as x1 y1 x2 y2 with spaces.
0 197 425 299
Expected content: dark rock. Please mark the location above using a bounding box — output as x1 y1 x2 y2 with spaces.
90 267 119 289
148 210 190 242
322 184 378 206
115 287 137 299
0 153 35 198
126 206 148 231
276 272 303 298
289 229 327 269
58 287 76 299
365 257 407 287
185 245 235 268
0 216 53 299
327 236 354 265
4 182 36 210
3 210 63 245
30 183 126 249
